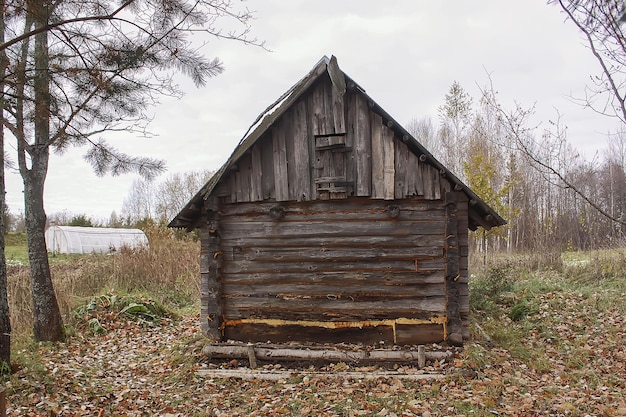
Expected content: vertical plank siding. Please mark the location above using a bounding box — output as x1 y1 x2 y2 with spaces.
220 77 450 205
205 75 473 345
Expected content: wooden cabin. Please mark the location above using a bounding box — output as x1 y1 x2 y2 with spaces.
169 56 506 347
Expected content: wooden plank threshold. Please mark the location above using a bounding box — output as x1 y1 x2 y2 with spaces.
196 368 446 381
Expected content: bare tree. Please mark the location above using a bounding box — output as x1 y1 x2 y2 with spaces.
553 0 626 123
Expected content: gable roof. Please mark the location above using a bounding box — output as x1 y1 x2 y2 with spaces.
169 55 507 231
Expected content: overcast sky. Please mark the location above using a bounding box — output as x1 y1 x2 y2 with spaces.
5 0 622 220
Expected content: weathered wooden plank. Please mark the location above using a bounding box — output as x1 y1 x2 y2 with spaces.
292 100 311 201
354 94 371 196
382 125 395 200
395 324 445 345
250 144 263 202
329 55 347 134
233 170 243 203
315 135 346 149
414 157 425 196
224 323 395 345
223 297 446 319
311 79 335 136
331 89 346 135
370 112 385 199
221 233 444 250
272 125 289 201
219 199 446 220
422 164 437 200
406 151 419 197
310 80 324 136
201 201 222 341
223 271 446 285
394 139 408 198
260 136 275 200
223 282 446 298
238 154 252 203
417 258 445 272
219 219 446 239
433 168 441 200
226 246 443 262
222 259 425 275
445 192 463 346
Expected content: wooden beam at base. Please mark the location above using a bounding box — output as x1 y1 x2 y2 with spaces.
196 369 446 381
202 344 453 366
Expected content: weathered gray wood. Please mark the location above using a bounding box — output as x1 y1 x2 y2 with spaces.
238 154 251 203
433 168 442 200
354 94 371 196
219 219 446 239
222 282 446 298
250 144 263 201
418 345 426 368
382 125 395 200
223 271 445 285
394 138 408 198
406 151 420 197
311 79 335 136
272 125 289 201
219 198 446 220
445 192 463 346
414 157 425 196
223 297 446 318
315 135 346 149
202 199 222 341
328 57 347 135
202 344 452 364
260 136 275 200
396 324 446 345
226 245 443 262
222 259 428 275
292 100 311 201
221 232 444 249
370 112 384 199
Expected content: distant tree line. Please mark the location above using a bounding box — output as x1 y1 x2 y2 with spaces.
408 81 626 253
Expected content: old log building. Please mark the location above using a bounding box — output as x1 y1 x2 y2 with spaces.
170 56 506 346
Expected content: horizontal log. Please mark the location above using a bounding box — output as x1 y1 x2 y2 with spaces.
202 345 453 364
220 198 445 217
219 220 445 239
223 246 443 262
223 296 447 321
223 271 445 285
222 259 427 274
195 369 446 381
223 282 445 298
225 322 395 344
220 233 444 249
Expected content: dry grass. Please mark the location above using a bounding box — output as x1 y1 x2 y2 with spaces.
8 226 200 343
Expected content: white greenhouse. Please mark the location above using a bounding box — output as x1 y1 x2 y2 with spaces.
45 225 149 255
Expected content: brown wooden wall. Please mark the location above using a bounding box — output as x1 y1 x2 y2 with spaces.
217 198 450 344
200 74 471 345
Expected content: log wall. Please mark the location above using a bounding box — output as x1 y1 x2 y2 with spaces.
217 198 450 344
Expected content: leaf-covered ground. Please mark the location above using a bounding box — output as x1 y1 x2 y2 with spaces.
6 269 626 416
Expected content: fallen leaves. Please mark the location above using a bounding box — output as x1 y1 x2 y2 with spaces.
5 271 626 416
